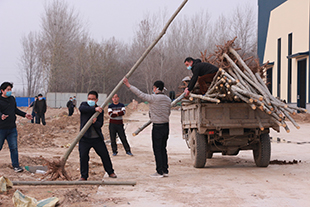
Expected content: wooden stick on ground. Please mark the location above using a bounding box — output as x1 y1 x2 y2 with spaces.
12 181 136 186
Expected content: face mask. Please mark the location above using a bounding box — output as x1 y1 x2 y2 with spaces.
87 100 95 106
39 97 43 100
153 87 160 94
187 66 192 70
6 91 12 97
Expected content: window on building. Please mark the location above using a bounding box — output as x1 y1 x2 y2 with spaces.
267 68 273 94
287 33 292 103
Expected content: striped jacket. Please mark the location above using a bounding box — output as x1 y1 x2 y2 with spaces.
108 102 125 124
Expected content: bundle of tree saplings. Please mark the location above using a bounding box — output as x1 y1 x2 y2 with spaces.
188 38 307 133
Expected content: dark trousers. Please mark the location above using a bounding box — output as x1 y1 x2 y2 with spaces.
68 107 74 116
36 113 46 125
198 72 217 94
152 123 169 175
109 123 131 153
79 137 114 179
31 111 36 123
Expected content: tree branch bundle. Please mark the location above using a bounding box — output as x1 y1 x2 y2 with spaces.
189 39 307 132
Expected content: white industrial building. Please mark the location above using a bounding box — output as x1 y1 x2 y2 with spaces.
258 0 310 109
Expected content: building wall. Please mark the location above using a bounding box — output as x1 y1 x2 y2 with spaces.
257 0 287 64
46 92 107 108
263 0 309 103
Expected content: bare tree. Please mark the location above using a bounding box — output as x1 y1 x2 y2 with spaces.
19 32 43 96
229 4 257 57
18 1 257 103
40 0 86 92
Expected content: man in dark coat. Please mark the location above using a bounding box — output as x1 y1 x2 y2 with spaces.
0 82 32 172
67 97 74 116
78 90 117 180
34 93 47 125
184 57 219 96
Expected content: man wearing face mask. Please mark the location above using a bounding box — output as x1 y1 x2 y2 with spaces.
0 82 32 172
78 91 117 180
34 93 47 125
123 78 171 178
183 57 218 97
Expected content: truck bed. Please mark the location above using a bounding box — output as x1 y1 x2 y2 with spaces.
181 101 279 134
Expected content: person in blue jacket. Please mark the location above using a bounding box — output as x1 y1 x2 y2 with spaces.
28 96 37 123
78 90 117 180
0 82 32 172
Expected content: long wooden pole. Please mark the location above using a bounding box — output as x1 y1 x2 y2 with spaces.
12 181 136 186
61 0 188 166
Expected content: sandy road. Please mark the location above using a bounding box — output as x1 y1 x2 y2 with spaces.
0 108 309 206
96 110 310 207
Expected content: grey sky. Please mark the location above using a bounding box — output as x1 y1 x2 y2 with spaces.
0 0 257 93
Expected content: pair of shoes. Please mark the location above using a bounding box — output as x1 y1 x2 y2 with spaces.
126 152 133 156
109 173 117 178
78 177 87 181
163 173 169 177
14 167 24 173
150 172 164 178
112 152 117 156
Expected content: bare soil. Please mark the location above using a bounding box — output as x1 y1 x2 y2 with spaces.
0 105 310 206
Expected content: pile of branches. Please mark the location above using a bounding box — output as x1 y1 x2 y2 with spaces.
189 38 307 132
201 37 266 75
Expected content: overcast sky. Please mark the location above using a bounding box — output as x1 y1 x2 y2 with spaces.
0 0 257 93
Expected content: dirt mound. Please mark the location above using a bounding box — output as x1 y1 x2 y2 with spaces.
63 189 93 203
13 106 125 149
136 102 149 111
19 155 46 166
291 113 310 123
16 112 81 149
104 102 149 119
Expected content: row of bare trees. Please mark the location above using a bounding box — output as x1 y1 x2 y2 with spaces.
19 0 257 103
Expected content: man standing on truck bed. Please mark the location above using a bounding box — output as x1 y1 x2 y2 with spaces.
183 57 218 96
123 77 171 178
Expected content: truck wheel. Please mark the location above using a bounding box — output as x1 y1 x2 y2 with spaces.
207 152 213 159
189 129 207 168
253 133 271 167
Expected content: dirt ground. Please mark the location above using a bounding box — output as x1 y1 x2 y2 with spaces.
0 103 310 206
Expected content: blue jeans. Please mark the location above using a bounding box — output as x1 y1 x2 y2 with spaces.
0 128 20 168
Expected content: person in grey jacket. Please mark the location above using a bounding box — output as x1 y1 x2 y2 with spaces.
123 77 171 178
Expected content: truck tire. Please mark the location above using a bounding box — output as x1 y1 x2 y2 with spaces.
253 133 271 167
190 129 207 168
